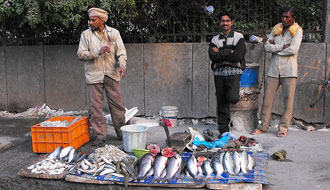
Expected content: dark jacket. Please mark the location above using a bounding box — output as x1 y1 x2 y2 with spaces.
208 30 246 71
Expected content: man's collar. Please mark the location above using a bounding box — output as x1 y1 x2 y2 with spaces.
219 30 234 38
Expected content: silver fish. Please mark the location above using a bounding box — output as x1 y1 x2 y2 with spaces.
233 151 242 175
186 155 198 179
59 146 74 160
173 160 185 181
143 166 154 180
75 153 87 163
159 168 167 183
219 151 226 172
47 146 62 160
165 154 182 184
212 157 224 179
224 151 235 175
247 153 255 171
67 148 76 163
152 155 168 184
203 159 213 179
99 168 115 176
137 153 154 181
241 150 249 174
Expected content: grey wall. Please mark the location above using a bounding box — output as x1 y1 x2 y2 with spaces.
0 43 329 123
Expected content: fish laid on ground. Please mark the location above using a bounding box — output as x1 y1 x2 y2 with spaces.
152 155 168 183
173 160 186 181
212 156 224 179
164 154 182 184
186 155 199 179
143 166 154 180
203 159 214 179
247 153 255 171
75 153 87 163
137 153 154 181
47 146 63 160
233 151 242 175
99 168 115 176
241 150 249 174
59 146 74 160
67 148 76 163
224 151 235 175
219 151 226 172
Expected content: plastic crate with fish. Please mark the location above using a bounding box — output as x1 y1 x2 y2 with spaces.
31 116 90 153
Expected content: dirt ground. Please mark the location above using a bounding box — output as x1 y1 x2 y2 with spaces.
0 116 329 190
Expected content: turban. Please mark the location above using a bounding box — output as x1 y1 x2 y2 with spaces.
88 7 108 22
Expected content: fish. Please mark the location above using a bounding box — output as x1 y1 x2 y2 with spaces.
143 166 154 180
233 151 242 175
212 156 224 179
75 153 87 163
247 153 255 171
164 154 182 184
137 153 154 181
59 146 74 160
219 151 226 172
152 155 168 184
47 146 62 160
224 151 235 175
241 150 249 174
203 159 214 179
121 162 137 181
67 148 76 163
186 155 198 179
160 168 167 182
173 159 186 181
99 168 115 176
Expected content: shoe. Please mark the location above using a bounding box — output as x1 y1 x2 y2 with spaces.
92 138 105 146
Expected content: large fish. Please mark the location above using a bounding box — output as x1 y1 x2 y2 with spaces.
137 153 154 181
224 151 235 175
186 155 199 179
152 155 168 183
241 150 249 174
219 151 226 172
165 154 182 184
173 160 185 181
67 148 76 163
203 159 214 179
233 151 242 175
143 166 154 180
47 146 62 160
212 156 224 179
247 153 255 171
59 146 74 160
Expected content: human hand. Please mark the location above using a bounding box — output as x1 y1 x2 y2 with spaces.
98 46 111 55
118 67 126 79
283 44 290 49
212 47 219 52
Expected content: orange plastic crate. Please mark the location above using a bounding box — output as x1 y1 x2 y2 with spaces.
31 116 90 153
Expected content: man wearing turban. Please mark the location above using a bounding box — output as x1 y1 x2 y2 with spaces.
77 7 127 146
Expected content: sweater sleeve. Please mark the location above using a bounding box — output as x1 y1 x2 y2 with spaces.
223 38 246 62
208 42 232 62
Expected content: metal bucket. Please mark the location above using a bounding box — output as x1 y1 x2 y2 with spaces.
230 63 259 134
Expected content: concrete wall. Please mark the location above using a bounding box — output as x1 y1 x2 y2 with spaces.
0 43 329 123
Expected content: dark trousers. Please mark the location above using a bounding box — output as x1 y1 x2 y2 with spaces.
214 75 241 133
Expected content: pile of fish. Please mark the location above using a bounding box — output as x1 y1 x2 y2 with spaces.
136 150 255 184
27 146 86 175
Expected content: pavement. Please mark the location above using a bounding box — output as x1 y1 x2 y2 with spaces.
0 116 330 190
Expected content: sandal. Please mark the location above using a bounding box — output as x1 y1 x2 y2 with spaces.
277 130 287 137
250 129 264 135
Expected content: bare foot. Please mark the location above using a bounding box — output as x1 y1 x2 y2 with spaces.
250 129 264 135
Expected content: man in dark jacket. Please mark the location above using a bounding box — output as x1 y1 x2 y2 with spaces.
208 11 246 134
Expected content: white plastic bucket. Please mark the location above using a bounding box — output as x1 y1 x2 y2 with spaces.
120 125 148 152
160 106 179 128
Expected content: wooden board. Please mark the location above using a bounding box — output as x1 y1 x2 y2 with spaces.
207 183 262 190
18 154 66 180
65 174 115 184
168 132 191 146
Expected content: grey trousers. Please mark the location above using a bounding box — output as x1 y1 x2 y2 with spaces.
258 77 296 132
88 76 125 140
